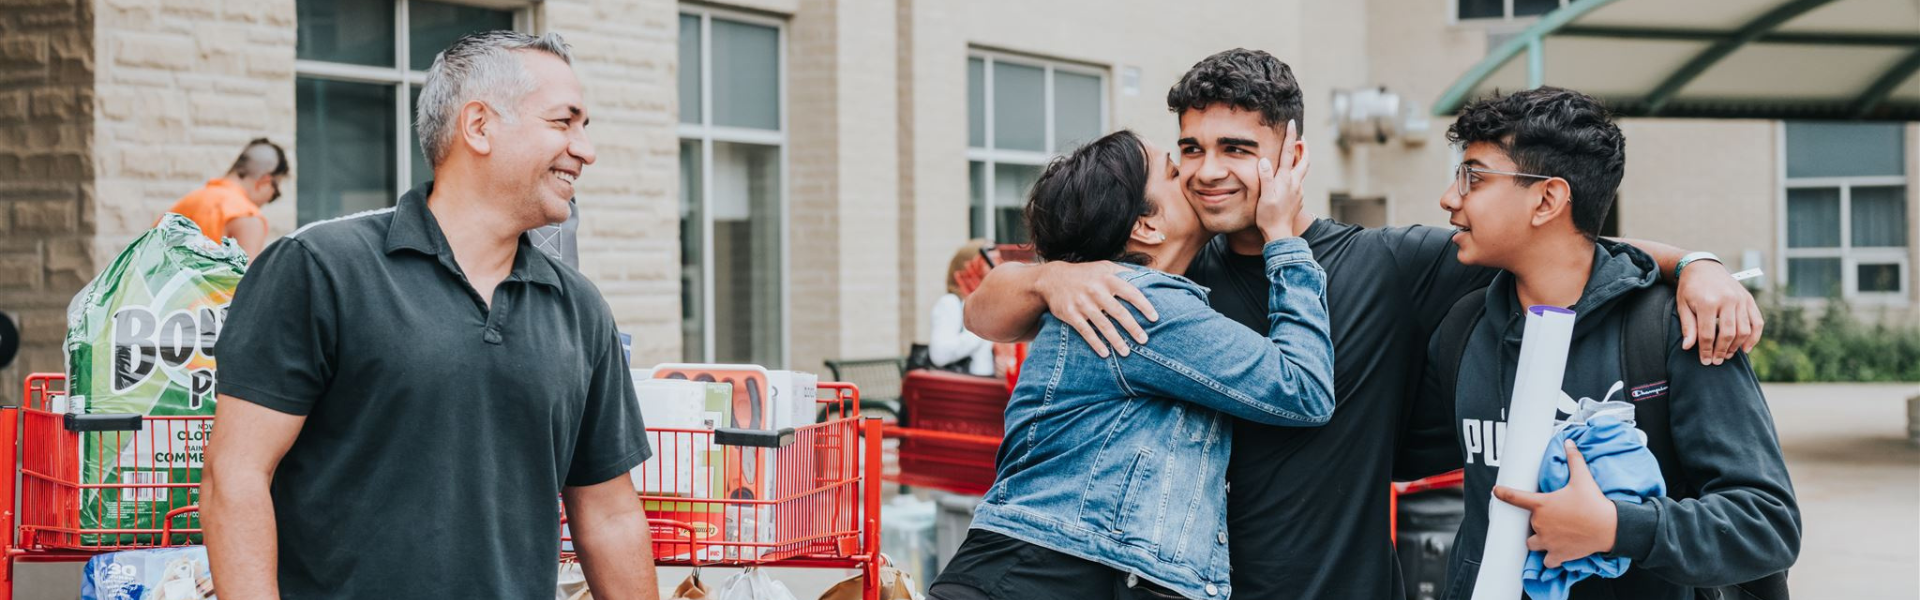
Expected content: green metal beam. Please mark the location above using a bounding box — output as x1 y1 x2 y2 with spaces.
1432 0 1624 116
1852 46 1920 118
1643 0 1842 115
1528 37 1545 87
1558 25 1920 47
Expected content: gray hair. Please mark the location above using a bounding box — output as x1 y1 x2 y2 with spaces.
415 31 574 167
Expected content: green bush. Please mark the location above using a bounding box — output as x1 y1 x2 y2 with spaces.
1747 290 1920 382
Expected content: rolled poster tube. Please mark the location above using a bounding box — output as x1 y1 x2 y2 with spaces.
1471 305 1576 600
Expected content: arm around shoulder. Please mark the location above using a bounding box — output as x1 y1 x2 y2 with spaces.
1115 240 1335 426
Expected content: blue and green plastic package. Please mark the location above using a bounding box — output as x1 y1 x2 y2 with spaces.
64 214 247 545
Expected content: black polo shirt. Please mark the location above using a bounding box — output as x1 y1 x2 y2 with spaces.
216 183 650 599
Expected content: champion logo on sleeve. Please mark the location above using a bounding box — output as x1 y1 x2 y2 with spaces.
1629 381 1670 401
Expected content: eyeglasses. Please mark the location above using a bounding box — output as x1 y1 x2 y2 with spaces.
1454 163 1556 198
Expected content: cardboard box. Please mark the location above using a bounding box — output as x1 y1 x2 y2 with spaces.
647 364 780 558
766 370 818 430
631 377 732 560
631 378 730 498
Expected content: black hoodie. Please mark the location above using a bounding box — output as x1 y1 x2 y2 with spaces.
1402 240 1801 600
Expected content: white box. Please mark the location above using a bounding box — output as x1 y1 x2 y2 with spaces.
647 364 782 558
630 377 729 499
767 370 819 430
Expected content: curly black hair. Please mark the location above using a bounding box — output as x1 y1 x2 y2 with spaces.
1025 130 1154 266
1447 87 1625 239
1166 48 1304 132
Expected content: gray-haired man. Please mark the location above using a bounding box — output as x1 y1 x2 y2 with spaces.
203 31 660 599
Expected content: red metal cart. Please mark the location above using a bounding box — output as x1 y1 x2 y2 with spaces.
5 375 887 600
882 370 1007 496
1390 470 1466 542
566 382 887 599
0 373 210 600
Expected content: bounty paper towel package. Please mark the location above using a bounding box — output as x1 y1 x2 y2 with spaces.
766 370 818 430
65 214 246 545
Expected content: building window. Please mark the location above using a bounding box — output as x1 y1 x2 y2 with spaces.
679 9 786 367
967 52 1108 244
1782 122 1910 302
294 0 521 225
1454 0 1567 22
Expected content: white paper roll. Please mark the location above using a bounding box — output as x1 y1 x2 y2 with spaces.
1471 305 1576 600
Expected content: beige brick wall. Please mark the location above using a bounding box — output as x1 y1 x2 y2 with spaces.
91 0 298 261
1358 0 1492 229
1615 119 1777 272
786 0 903 373
0 0 95 406
542 0 684 367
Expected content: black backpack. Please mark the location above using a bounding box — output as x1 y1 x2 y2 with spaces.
1431 285 1790 600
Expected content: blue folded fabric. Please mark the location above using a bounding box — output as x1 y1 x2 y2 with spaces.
1521 408 1666 600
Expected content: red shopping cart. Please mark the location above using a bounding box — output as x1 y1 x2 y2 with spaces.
563 382 887 599
881 370 1007 496
0 374 209 600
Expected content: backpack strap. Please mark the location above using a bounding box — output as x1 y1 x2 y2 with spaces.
1394 287 1488 481
1618 285 1682 493
1433 288 1489 413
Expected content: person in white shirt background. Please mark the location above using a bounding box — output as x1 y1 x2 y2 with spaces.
929 239 997 377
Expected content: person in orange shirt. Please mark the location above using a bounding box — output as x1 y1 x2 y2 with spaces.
164 138 288 257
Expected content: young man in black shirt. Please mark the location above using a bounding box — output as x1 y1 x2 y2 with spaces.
962 49 1765 599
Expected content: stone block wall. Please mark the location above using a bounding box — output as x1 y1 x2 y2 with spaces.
0 0 94 405
90 0 298 260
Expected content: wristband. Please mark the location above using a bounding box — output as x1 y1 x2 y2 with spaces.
1675 251 1721 279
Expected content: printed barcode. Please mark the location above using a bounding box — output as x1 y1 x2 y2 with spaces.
120 471 169 503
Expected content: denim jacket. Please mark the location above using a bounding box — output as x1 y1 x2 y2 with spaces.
969 237 1337 599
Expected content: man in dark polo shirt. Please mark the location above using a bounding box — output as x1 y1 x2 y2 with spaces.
202 32 658 599
962 49 1765 599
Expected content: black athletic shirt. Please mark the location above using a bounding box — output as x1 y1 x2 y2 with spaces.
1184 219 1494 599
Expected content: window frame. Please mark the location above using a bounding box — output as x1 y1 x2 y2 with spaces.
294 0 533 200
676 6 791 367
1448 0 1569 24
967 49 1110 243
1776 122 1913 306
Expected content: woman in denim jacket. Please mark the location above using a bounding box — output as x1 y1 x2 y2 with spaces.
930 129 1334 600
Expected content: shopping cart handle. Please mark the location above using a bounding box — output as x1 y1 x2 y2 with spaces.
65 413 143 432
714 427 795 448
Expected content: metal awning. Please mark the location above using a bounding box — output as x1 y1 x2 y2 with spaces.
1434 0 1920 120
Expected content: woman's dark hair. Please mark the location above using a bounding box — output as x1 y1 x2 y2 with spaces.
1447 86 1625 239
1024 130 1153 265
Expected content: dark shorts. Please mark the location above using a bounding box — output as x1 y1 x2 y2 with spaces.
930 529 1186 600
